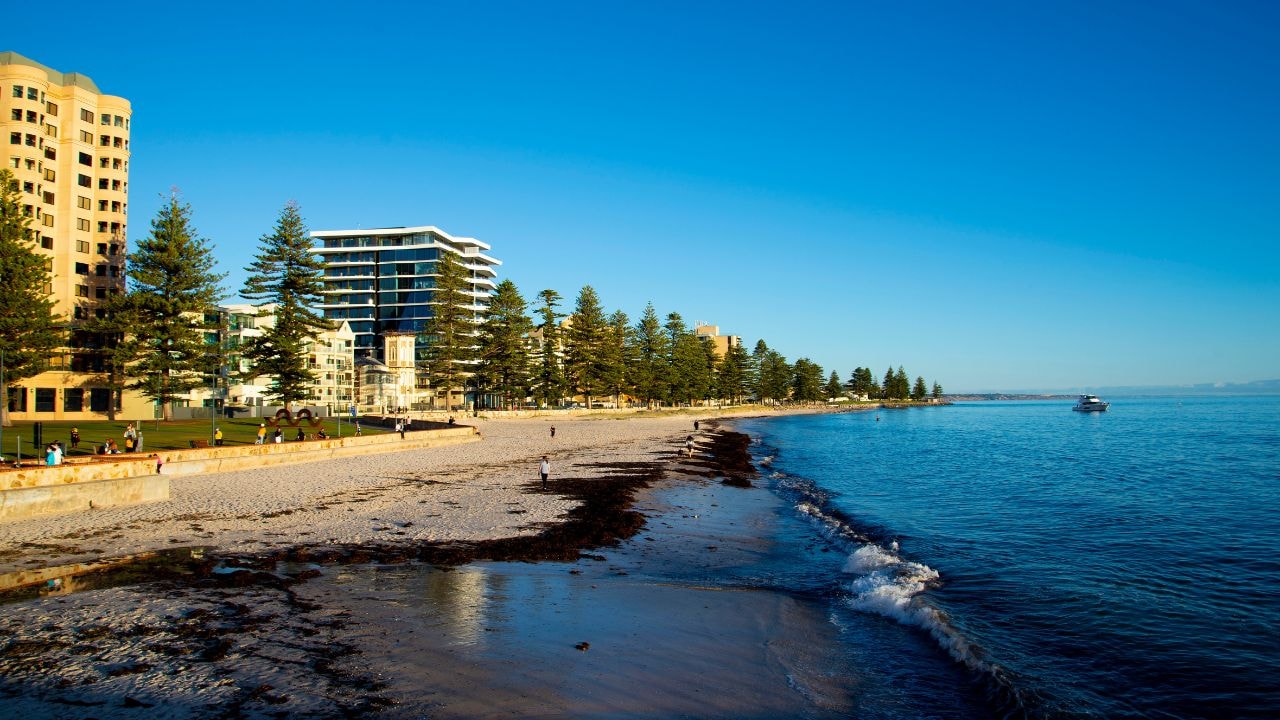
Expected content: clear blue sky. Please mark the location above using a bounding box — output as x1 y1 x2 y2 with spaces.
13 0 1279 392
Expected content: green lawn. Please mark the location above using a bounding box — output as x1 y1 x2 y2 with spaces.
1 417 388 457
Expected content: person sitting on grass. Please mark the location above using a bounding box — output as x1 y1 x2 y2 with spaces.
296 427 306 442
317 428 328 440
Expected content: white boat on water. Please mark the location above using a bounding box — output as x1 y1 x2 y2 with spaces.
1073 394 1110 412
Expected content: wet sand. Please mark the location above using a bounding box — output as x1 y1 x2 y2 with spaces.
0 410 863 718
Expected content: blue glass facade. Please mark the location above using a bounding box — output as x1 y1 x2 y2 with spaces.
315 230 495 365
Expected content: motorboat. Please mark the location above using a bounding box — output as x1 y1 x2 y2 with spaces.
1073 394 1110 412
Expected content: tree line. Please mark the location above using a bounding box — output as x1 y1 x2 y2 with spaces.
0 178 943 422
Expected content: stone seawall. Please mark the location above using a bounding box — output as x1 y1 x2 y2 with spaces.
0 426 480 522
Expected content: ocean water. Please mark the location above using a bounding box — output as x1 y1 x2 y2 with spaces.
733 397 1280 719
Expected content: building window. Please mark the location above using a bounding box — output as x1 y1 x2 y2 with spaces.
98 157 109 169
77 240 90 253
109 265 120 277
43 168 54 181
80 130 92 143
11 85 22 98
63 388 84 412
42 215 54 227
97 221 108 233
9 131 19 145
100 113 110 125
78 196 91 210
41 236 53 249
100 135 109 146
75 262 89 274
27 87 39 101
75 285 89 297
25 133 36 147
79 151 92 166
9 109 19 121
90 388 112 412
8 386 27 412
78 174 91 188
114 115 123 127
77 218 90 231
46 102 57 117
80 108 93 122
96 242 107 254
95 286 106 299
35 388 55 413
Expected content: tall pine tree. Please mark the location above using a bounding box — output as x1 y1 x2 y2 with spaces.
715 341 751 405
474 279 533 409
602 309 630 408
0 169 64 427
564 285 609 408
629 303 670 408
826 370 844 399
531 289 566 408
126 193 226 421
423 249 475 410
240 202 330 411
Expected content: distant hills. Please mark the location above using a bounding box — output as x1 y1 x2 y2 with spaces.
953 379 1280 398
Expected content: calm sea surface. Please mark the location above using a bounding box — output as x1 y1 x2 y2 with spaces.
733 397 1280 719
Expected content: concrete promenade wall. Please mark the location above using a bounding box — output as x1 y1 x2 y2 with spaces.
0 426 480 522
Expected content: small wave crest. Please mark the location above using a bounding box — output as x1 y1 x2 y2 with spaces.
841 542 994 677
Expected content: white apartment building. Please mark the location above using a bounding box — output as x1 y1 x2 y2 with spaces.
186 303 355 415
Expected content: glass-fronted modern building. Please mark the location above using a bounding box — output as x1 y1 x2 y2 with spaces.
311 225 501 368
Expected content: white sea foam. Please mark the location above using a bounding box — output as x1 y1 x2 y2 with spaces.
842 543 993 674
843 544 898 572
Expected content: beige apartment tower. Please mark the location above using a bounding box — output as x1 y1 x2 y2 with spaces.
1 51 144 420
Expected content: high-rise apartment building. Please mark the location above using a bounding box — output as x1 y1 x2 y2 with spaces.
2 51 142 420
312 226 500 409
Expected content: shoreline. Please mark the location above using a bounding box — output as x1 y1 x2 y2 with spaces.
0 409 870 717
0 406 866 579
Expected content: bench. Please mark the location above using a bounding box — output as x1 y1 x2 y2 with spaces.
189 439 210 449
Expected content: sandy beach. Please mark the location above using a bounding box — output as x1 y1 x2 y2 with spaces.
0 409 866 718
0 414 713 575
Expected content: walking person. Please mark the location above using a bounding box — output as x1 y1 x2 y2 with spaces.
398 420 406 439
214 427 223 446
354 420 362 436
694 420 700 431
256 423 267 444
550 426 556 438
685 435 695 458
539 455 551 488
69 427 80 450
154 454 163 474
